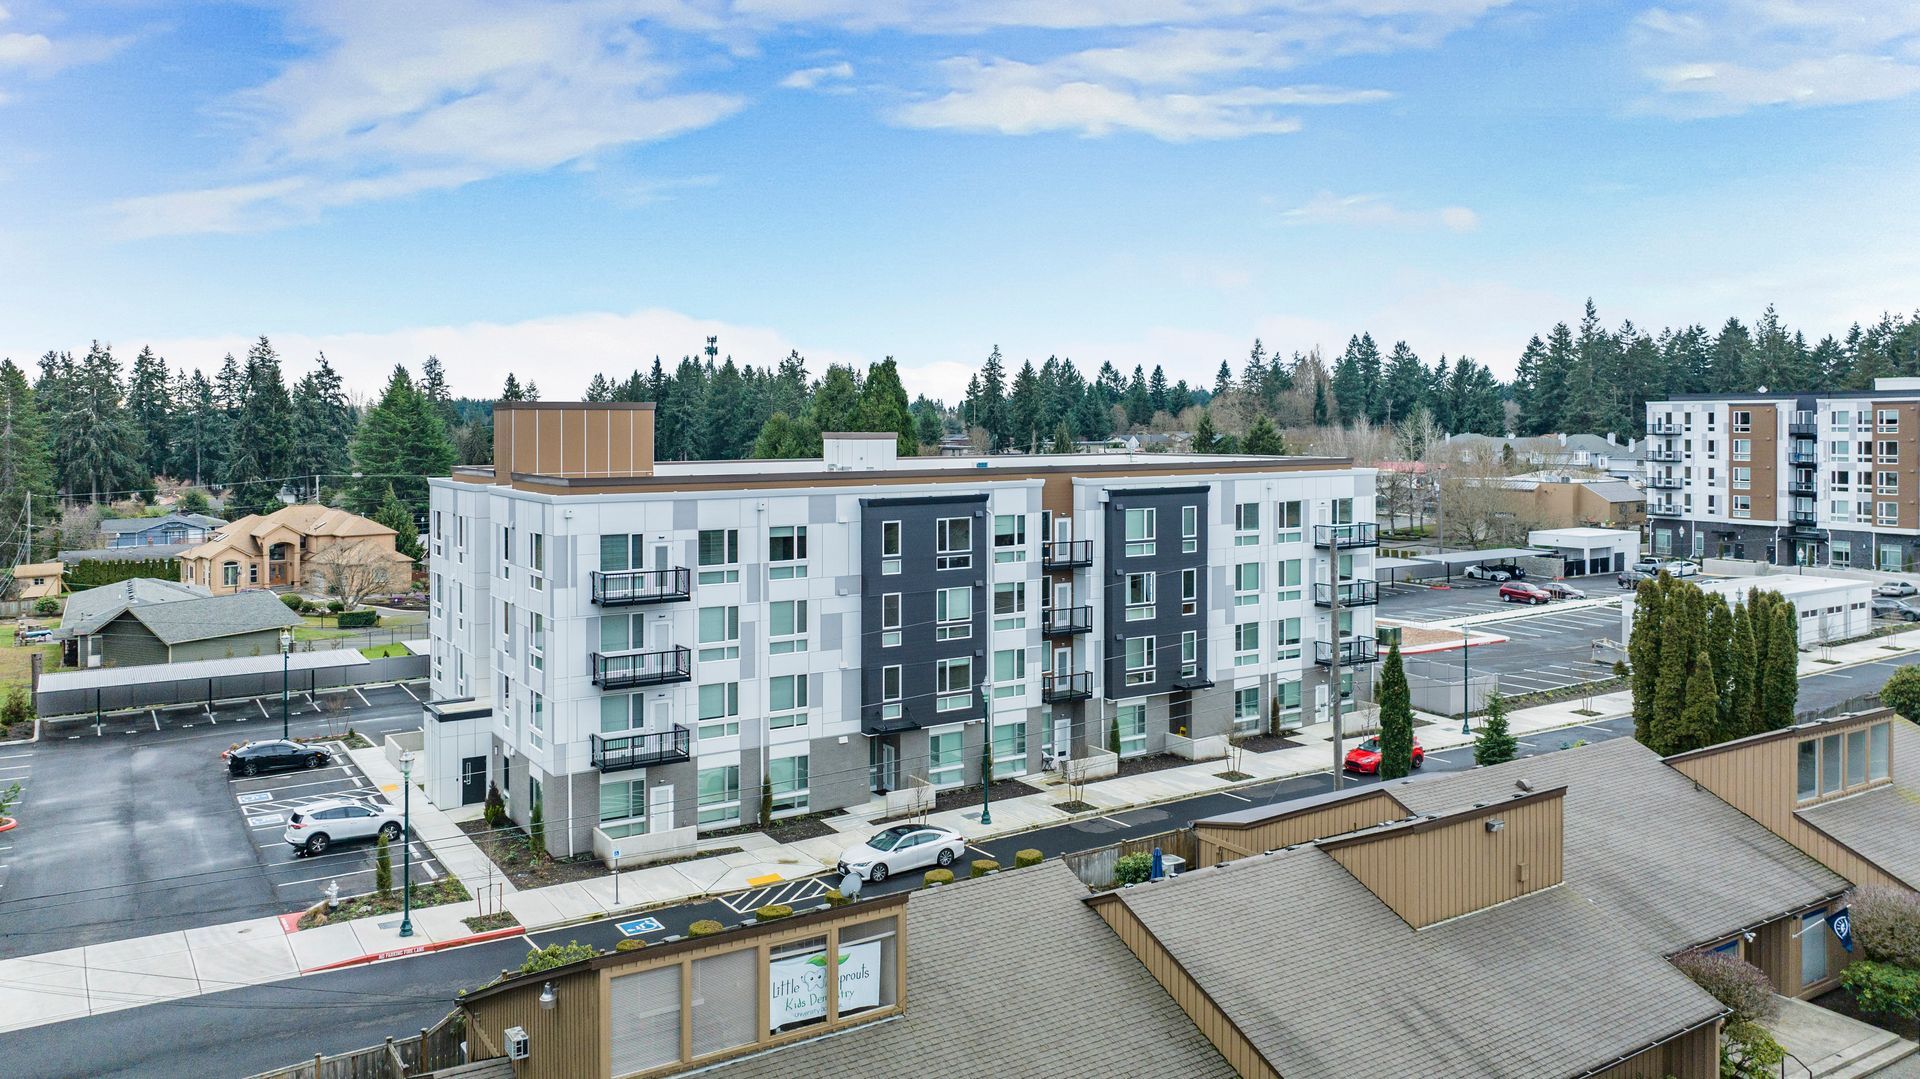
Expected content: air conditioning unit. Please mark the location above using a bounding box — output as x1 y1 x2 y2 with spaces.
504 1027 530 1060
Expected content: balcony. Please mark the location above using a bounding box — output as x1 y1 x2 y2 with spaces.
1042 672 1092 702
590 727 691 772
1647 475 1682 490
1789 421 1818 438
1647 449 1683 463
1313 580 1379 608
1648 501 1682 517
1789 509 1820 528
1648 421 1682 435
590 567 690 606
590 646 692 689
1041 539 1094 569
1040 605 1092 636
1788 478 1818 496
1315 637 1380 667
1788 449 1819 466
1314 523 1378 549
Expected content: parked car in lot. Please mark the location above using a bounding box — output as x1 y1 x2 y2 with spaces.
1617 568 1654 587
1630 557 1664 575
1875 598 1920 622
1539 581 1587 600
283 796 402 855
1344 735 1425 774
224 739 331 777
836 824 966 883
1499 582 1553 605
1464 563 1525 582
1876 580 1918 598
1662 560 1701 577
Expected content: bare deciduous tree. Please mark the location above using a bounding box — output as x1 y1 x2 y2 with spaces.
312 551 396 609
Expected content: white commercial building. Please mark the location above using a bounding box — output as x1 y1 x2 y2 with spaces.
1620 573 1872 649
1528 527 1641 577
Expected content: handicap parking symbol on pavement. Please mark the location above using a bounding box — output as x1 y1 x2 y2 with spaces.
248 813 285 827
616 917 663 937
236 791 273 805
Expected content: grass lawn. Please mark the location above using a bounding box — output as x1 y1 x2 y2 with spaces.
0 637 61 694
359 643 411 659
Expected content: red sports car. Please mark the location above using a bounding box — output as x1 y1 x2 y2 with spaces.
1344 735 1424 774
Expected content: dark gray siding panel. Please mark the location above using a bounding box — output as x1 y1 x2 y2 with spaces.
859 493 989 733
101 614 170 667
1103 487 1209 700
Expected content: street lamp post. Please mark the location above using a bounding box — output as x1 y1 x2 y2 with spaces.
399 752 415 938
978 679 994 826
279 628 292 740
1460 626 1472 736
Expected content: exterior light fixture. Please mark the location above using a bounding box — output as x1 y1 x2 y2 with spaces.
539 982 557 1011
1484 818 1506 833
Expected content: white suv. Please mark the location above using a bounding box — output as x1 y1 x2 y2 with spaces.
284 797 402 855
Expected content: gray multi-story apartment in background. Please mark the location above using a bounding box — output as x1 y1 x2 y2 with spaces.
422 402 1379 860
1645 378 1920 570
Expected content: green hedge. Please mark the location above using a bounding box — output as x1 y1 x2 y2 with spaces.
336 609 379 628
1014 849 1044 868
969 859 1000 878
68 558 179 590
687 919 725 937
755 904 793 922
923 869 953 888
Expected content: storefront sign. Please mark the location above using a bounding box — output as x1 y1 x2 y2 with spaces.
768 939 881 1029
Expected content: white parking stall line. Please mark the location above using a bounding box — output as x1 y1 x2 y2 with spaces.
256 700 270 719
354 688 372 707
0 752 32 760
397 682 421 702
273 857 439 890
1495 673 1563 689
152 715 161 731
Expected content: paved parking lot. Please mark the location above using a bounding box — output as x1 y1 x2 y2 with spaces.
48 681 429 744
1384 578 1627 697
230 747 443 911
1379 575 1636 621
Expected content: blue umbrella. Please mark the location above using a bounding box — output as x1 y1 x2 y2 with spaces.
1150 846 1165 882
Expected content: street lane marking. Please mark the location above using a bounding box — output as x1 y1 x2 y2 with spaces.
1099 816 1126 826
1221 792 1253 802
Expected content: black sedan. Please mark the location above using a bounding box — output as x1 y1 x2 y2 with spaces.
224 739 331 777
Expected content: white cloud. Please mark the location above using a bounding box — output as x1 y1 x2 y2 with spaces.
780 61 853 89
1636 2 1920 113
1277 191 1480 232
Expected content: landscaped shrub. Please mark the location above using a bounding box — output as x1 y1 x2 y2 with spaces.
483 782 506 828
1014 849 1043 868
613 939 646 952
31 597 57 616
1670 949 1777 1024
1 687 33 731
1842 961 1920 1020
1720 1019 1787 1079
824 888 849 907
969 859 999 878
1851 886 1920 968
336 608 379 628
755 904 793 922
326 599 346 613
923 868 953 888
518 941 598 974
1113 851 1155 887
374 833 393 898
280 593 306 612
687 920 724 937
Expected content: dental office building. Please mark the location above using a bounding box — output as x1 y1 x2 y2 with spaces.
422 402 1378 859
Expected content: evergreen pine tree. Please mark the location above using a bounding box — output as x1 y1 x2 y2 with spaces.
1670 645 1720 755
1192 410 1221 453
418 355 456 427
376 484 422 560
1628 575 1665 745
374 832 393 897
126 346 172 483
854 357 918 456
348 366 455 515
805 365 862 436
1312 377 1330 426
169 369 224 487
289 354 354 502
1473 691 1518 766
1375 641 1415 780
1726 599 1756 740
1243 416 1285 455
58 342 142 503
1213 360 1234 398
1762 605 1799 731
1049 421 1075 453
0 360 53 563
224 337 296 517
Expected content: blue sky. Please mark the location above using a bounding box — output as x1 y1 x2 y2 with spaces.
2 1 1917 403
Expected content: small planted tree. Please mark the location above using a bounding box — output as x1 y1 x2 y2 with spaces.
1473 691 1517 766
758 775 774 825
528 797 546 857
483 781 506 828
374 832 394 898
1 687 33 734
1268 692 1282 737
1108 711 1121 755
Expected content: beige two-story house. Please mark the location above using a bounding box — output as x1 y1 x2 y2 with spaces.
179 504 415 596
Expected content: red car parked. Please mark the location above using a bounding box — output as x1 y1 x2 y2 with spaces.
1498 581 1552 605
1344 736 1424 774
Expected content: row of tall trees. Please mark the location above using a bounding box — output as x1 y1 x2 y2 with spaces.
1628 576 1800 756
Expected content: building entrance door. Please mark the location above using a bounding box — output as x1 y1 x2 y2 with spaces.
460 756 486 805
648 783 675 833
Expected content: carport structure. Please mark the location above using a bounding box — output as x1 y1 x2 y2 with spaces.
35 649 377 719
1411 547 1554 582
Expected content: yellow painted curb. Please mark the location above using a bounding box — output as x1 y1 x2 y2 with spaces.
745 872 782 887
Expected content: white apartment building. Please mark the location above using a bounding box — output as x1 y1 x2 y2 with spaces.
1645 378 1920 571
423 402 1379 861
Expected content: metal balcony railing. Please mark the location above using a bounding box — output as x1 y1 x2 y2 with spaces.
590 646 693 689
1314 637 1380 666
1787 479 1818 496
1648 421 1682 435
1788 422 1818 438
1042 672 1092 702
1647 449 1683 463
1313 523 1377 549
1789 509 1820 527
1648 501 1682 517
590 567 691 606
1313 580 1378 608
1040 605 1092 635
1788 449 1819 466
591 727 691 772
1041 540 1094 568
1647 475 1682 490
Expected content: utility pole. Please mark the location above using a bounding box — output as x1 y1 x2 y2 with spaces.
1461 625 1472 735
1328 523 1344 791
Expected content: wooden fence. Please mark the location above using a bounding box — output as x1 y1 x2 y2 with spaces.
1062 827 1196 888
244 1013 469 1079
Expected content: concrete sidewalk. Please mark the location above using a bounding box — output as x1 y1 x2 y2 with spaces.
4 625 1910 1037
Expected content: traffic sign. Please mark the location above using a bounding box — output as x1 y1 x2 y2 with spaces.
616 916 663 937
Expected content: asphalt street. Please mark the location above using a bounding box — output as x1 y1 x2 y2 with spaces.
0 686 430 962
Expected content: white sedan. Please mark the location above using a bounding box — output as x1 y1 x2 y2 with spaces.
1662 560 1701 577
1876 580 1918 598
284 797 403 855
836 824 967 883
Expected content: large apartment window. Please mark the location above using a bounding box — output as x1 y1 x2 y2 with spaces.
1275 500 1303 543
599 777 646 836
936 586 972 640
698 683 740 739
1880 409 1901 432
1234 502 1260 546
1881 502 1900 526
929 731 964 787
1232 562 1259 607
1180 630 1198 677
880 593 902 646
599 533 644 570
993 581 1025 631
1124 636 1155 686
936 657 973 712
880 521 902 575
1731 439 1751 462
1732 496 1751 519
698 606 740 660
1832 540 1852 567
1796 722 1892 803
1332 497 1355 525
769 599 808 654
698 529 740 584
881 665 902 720
529 692 545 751
1181 567 1198 615
1124 508 1156 557
769 755 809 814
992 721 1027 769
696 765 741 826
1830 441 1852 462
1880 471 1900 495
1233 687 1261 732
1125 572 1156 621
993 514 1026 563
1115 703 1147 755
1275 617 1302 660
769 526 808 579
768 674 809 729
1732 467 1751 490
528 532 546 592
600 692 641 734
935 517 972 570
530 613 545 671
1234 622 1260 666
1181 505 1199 553
1731 410 1752 433
1276 558 1302 602
992 647 1025 698
1879 440 1900 463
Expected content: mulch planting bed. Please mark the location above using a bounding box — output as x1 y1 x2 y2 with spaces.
458 819 612 889
1229 733 1302 753
1115 753 1215 780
